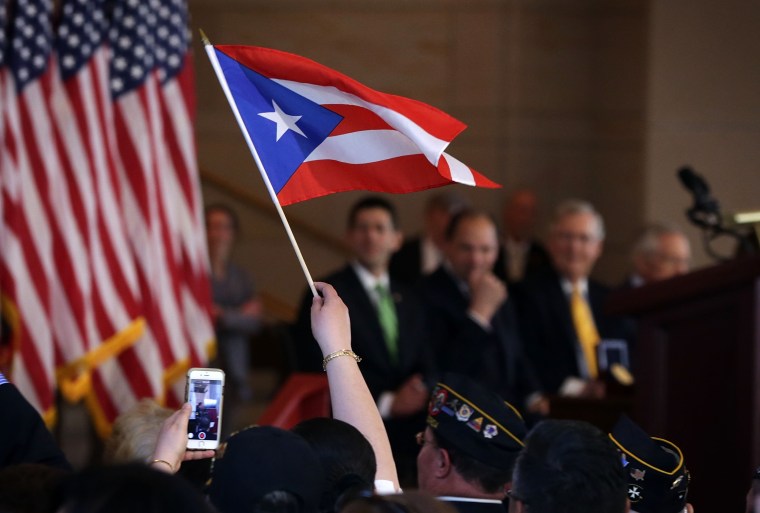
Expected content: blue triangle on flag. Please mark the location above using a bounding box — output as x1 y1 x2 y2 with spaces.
215 49 343 193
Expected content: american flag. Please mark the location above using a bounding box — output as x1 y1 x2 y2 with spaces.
1 0 58 422
0 0 214 434
54 0 154 430
153 0 215 383
0 0 12 378
109 0 214 412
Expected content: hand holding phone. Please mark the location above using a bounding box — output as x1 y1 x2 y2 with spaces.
151 403 215 473
185 368 225 450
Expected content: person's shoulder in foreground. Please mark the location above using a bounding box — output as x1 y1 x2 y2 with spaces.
0 372 71 470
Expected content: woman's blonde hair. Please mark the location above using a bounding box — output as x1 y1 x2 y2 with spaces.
104 399 173 464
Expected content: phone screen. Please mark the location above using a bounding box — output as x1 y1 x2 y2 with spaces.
187 377 223 443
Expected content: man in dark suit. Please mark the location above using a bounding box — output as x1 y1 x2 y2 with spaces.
494 188 551 285
420 210 546 415
293 196 433 486
0 373 71 469
390 191 469 286
514 200 633 397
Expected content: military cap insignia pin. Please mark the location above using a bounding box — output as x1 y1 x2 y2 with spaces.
467 416 483 432
627 484 643 502
456 403 473 422
630 468 646 481
442 397 459 417
483 424 498 439
430 389 447 415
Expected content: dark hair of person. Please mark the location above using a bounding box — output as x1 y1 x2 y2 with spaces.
54 463 214 513
292 418 376 513
444 209 498 241
253 490 304 513
0 463 69 513
511 420 627 513
430 430 512 494
205 203 240 233
346 196 399 230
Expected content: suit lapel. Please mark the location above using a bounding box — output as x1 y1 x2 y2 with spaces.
390 281 409 367
587 281 607 334
547 274 581 370
437 268 470 311
341 266 397 370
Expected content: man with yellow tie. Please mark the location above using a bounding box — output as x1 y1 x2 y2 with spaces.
514 200 633 398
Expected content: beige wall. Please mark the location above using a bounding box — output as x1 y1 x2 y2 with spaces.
645 0 760 268
191 0 649 307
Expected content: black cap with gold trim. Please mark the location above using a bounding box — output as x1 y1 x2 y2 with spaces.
609 415 690 513
426 373 527 471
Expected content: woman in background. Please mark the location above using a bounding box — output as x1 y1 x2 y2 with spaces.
206 204 262 402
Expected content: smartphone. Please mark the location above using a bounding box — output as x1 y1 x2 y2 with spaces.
185 367 225 450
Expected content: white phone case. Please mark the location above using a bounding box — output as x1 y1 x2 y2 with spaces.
185 367 225 450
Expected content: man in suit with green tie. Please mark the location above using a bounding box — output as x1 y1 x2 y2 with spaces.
293 196 434 487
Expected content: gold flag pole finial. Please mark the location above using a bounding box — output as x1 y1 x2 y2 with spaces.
199 29 210 46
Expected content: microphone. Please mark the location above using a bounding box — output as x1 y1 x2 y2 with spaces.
677 166 720 228
677 166 758 259
677 166 711 201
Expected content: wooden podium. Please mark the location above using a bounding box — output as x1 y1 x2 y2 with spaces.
606 255 760 513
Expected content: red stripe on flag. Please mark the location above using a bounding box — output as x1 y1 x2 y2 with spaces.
324 104 393 136
440 155 500 189
24 73 90 364
0 197 49 314
0 256 53 410
89 57 142 320
1 98 55 412
114 76 196 401
278 155 452 206
437 154 454 181
160 58 215 371
18 318 53 406
116 345 155 400
114 105 153 224
0 228 53 410
160 103 195 207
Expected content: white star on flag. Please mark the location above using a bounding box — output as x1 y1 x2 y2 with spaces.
258 100 307 141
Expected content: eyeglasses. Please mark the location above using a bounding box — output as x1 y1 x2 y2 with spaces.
553 230 599 246
415 431 434 447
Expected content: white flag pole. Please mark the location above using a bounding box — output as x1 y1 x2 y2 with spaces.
201 31 317 297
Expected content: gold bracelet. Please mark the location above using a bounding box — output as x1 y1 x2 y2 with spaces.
322 349 362 371
151 459 174 472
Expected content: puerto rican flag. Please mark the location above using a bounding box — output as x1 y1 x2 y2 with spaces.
205 44 500 206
